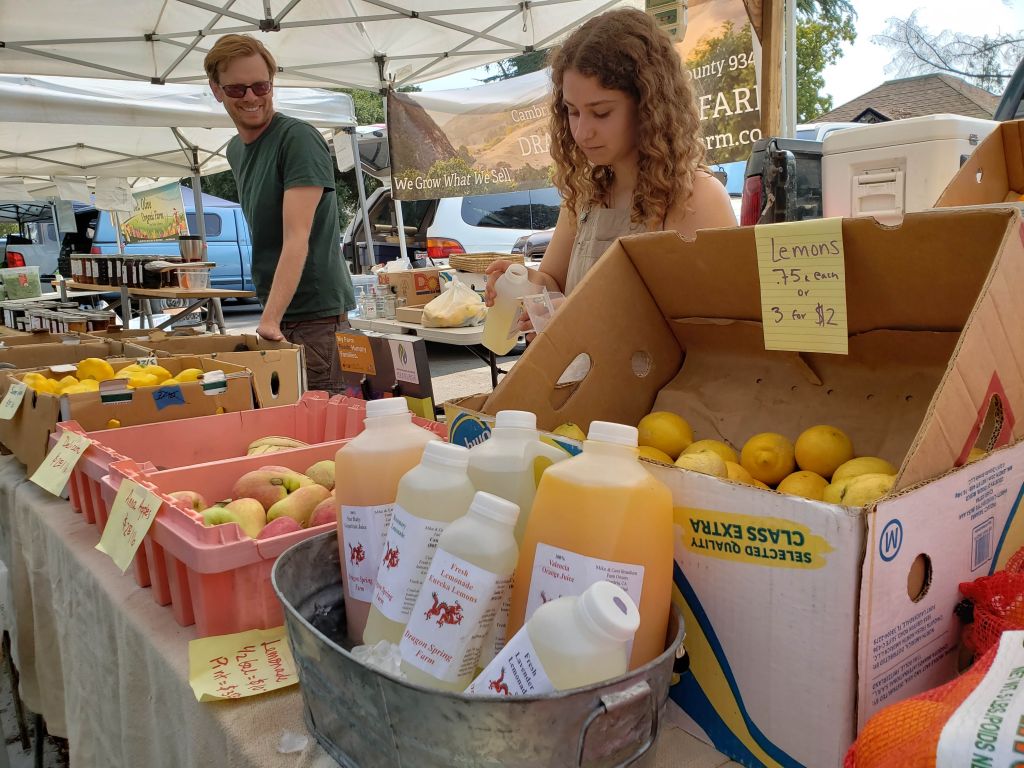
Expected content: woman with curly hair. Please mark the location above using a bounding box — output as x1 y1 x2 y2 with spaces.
486 7 736 302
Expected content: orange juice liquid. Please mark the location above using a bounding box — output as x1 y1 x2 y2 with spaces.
507 444 673 669
336 437 436 644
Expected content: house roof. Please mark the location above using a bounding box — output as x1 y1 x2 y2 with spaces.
811 73 1000 123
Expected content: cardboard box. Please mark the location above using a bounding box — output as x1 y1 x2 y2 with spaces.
395 306 424 324
379 267 442 307
0 355 254 474
0 338 151 372
446 208 1024 767
936 120 1024 206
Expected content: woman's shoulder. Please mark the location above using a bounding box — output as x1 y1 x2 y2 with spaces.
665 170 737 235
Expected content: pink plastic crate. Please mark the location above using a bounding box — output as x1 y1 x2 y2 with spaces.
324 395 447 441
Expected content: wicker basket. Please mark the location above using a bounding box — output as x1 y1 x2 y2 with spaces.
447 252 524 273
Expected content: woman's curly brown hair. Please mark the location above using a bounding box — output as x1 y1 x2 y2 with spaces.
549 8 706 227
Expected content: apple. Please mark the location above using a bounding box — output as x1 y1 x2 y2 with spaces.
202 507 240 527
232 469 295 511
257 466 315 490
257 516 303 539
267 484 331 528
304 460 335 491
308 493 336 527
169 490 207 513
224 498 266 539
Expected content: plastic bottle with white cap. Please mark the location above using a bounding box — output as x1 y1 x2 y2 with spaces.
482 263 533 355
335 397 440 644
399 491 520 692
466 580 641 696
507 420 673 670
363 441 477 646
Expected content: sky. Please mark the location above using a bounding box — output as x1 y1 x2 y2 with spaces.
420 0 1024 107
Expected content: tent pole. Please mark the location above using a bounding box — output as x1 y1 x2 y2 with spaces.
190 166 207 241
381 94 409 263
348 129 376 274
784 0 796 137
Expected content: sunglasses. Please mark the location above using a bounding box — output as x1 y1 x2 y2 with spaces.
220 81 272 98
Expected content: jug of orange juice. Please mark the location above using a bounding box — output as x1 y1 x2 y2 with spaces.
507 420 673 669
336 397 440 644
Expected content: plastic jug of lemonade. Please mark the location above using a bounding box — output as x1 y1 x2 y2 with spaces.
399 491 520 692
482 263 532 355
467 580 640 696
363 441 477 646
508 421 673 669
336 398 440 644
467 410 568 546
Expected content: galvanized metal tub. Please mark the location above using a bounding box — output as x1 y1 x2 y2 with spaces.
272 530 685 768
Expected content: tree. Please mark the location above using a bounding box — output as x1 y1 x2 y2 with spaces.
483 50 549 83
796 13 856 122
874 11 1024 92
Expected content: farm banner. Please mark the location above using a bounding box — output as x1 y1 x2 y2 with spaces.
119 181 189 244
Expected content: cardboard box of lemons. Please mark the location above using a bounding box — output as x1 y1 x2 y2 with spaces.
76 357 115 382
794 425 854 479
637 411 693 460
741 432 796 486
682 439 738 465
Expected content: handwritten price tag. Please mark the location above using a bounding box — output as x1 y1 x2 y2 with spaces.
188 627 298 702
29 430 91 496
755 218 848 355
95 478 161 573
0 382 27 420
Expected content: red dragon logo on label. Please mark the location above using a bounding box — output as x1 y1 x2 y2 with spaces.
383 545 400 569
348 542 366 566
488 666 511 696
424 591 464 627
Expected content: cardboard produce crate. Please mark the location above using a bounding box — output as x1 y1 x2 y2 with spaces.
378 267 442 307
85 330 305 405
446 208 1024 767
936 119 1024 207
0 337 150 370
0 355 254 473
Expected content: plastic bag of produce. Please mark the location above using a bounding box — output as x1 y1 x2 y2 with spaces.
958 568 1024 659
0 267 41 300
422 280 486 328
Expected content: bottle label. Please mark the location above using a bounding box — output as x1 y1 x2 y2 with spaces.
372 505 448 623
400 549 508 683
479 577 513 667
526 543 645 623
466 625 554 697
341 503 394 600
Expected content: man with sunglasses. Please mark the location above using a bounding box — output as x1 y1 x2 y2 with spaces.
205 34 354 393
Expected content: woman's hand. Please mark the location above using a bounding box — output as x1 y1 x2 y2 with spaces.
484 259 515 307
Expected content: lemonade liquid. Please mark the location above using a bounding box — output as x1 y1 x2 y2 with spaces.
507 421 674 669
399 492 519 692
363 442 477 646
482 264 532 355
335 398 439 644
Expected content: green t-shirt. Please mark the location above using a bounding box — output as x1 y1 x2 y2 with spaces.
227 113 354 321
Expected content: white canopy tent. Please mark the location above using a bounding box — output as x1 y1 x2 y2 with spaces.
0 0 634 91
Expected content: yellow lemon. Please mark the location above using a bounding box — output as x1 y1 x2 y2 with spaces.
740 432 796 486
115 363 144 377
125 373 159 389
638 411 693 460
76 379 99 391
752 479 773 490
57 375 81 392
638 445 674 464
62 382 98 395
552 422 586 442
831 456 898 484
682 439 739 466
794 425 854 479
967 447 987 464
176 368 204 383
76 357 115 382
836 473 896 507
161 378 180 386
142 365 173 384
22 372 51 392
674 451 727 478
724 461 756 485
776 470 829 501
106 418 121 429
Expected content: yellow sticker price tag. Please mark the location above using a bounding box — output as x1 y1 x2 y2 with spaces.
95 478 162 573
29 430 91 496
189 627 298 702
0 382 27 420
755 218 848 355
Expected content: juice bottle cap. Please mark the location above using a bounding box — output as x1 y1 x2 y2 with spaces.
365 398 408 418
422 440 470 469
469 491 520 526
495 410 536 430
578 581 641 642
504 264 529 283
587 421 638 447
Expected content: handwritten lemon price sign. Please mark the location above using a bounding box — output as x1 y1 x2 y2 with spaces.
0 381 27 420
95 478 162 573
29 430 92 496
189 627 298 702
755 218 848 355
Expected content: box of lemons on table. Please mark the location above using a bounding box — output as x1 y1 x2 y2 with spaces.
831 456 898 484
794 425 854 479
76 357 115 382
741 432 795 486
682 439 738 465
776 470 829 501
675 450 727 478
637 411 693 459
826 472 895 507
638 445 674 464
724 461 756 485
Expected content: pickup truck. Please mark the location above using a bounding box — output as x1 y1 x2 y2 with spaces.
2 204 98 275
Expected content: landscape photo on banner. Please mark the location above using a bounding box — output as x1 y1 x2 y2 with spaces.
119 181 190 244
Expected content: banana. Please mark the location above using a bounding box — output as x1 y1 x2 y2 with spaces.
246 436 309 456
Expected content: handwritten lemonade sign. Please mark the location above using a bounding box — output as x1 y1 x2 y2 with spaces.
29 430 91 496
189 627 298 701
755 218 848 355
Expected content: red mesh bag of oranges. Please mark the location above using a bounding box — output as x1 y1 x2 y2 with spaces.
959 569 1024 659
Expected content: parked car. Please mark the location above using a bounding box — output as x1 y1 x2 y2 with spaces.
511 229 554 261
1 204 98 275
342 186 562 273
92 202 253 292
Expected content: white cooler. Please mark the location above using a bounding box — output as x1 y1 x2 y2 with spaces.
822 114 997 224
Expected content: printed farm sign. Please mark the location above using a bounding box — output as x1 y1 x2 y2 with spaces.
119 181 189 244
